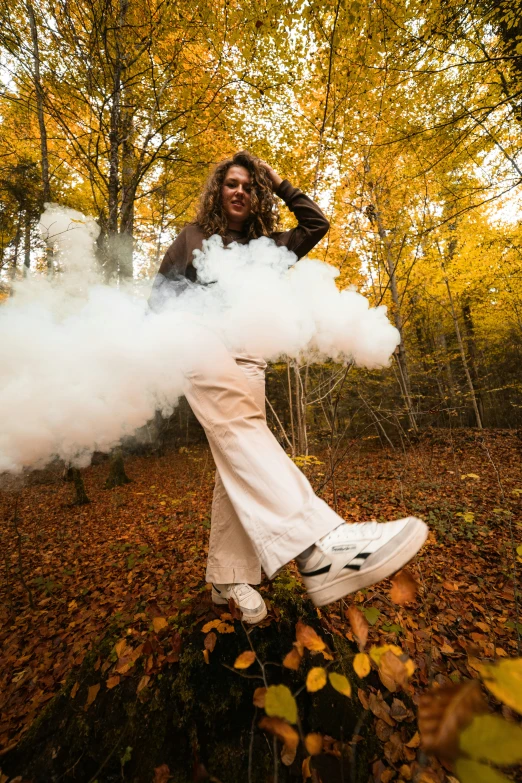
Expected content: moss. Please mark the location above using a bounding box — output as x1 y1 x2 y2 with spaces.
2 594 373 783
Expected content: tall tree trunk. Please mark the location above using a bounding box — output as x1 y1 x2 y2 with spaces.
435 329 458 411
106 0 128 279
118 103 136 280
436 229 483 429
442 276 483 429
10 211 22 291
287 362 296 456
462 302 485 425
23 210 31 275
371 194 418 433
27 1 51 204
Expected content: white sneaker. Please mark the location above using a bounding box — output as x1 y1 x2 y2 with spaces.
212 583 268 624
297 517 428 607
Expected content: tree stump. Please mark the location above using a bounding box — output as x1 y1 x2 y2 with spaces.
71 467 90 505
104 448 131 489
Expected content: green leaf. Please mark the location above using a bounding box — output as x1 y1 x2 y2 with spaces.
362 607 381 626
460 714 522 764
381 623 403 634
264 684 298 724
455 759 512 783
328 671 352 696
479 659 522 715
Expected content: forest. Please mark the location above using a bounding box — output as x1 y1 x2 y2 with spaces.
1 0 522 781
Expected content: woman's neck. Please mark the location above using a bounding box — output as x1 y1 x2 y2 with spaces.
227 219 245 232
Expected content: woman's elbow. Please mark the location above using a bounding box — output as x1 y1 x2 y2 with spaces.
318 217 330 238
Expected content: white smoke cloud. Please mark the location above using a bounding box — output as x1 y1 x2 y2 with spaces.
0 206 399 474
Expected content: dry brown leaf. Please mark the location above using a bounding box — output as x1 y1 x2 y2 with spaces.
390 569 419 605
204 632 217 652
378 650 409 692
346 605 368 650
358 687 369 709
201 619 221 633
440 642 455 654
282 647 302 670
259 716 299 751
368 692 395 726
114 638 128 657
203 649 210 664
70 681 79 699
390 698 413 722
106 675 120 690
375 719 393 742
442 581 459 591
153 763 171 783
418 680 486 761
216 621 234 634
281 742 297 766
296 620 326 652
253 687 266 708
85 683 100 709
137 675 150 694
406 731 420 748
305 732 323 755
234 650 256 669
302 756 312 779
152 617 168 633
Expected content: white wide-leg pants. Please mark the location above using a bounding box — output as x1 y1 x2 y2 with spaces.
179 322 343 581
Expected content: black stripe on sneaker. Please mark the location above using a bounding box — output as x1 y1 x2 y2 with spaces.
344 563 362 571
300 564 331 577
358 553 371 559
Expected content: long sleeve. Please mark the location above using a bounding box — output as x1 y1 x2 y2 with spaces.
148 228 194 311
272 180 330 259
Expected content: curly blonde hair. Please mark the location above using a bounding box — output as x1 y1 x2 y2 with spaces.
195 151 279 239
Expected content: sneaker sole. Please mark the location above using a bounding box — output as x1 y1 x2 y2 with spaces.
212 595 268 625
305 517 428 607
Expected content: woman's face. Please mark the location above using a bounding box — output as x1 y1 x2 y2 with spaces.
221 165 252 227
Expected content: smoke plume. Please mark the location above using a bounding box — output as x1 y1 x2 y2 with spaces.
0 206 399 474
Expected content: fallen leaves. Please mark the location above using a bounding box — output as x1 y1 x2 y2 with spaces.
204 632 217 652
152 617 168 634
390 569 419 605
85 683 100 709
418 681 486 761
201 619 235 634
137 674 150 694
282 647 302 670
346 605 368 650
295 620 326 652
478 658 522 715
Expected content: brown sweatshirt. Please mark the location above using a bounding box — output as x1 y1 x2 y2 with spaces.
149 179 329 308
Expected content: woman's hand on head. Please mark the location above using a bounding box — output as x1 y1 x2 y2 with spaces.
257 158 283 190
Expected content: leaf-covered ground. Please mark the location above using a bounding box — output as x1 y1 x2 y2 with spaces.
1 429 521 781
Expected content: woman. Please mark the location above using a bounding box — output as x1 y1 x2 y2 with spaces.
150 151 427 623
